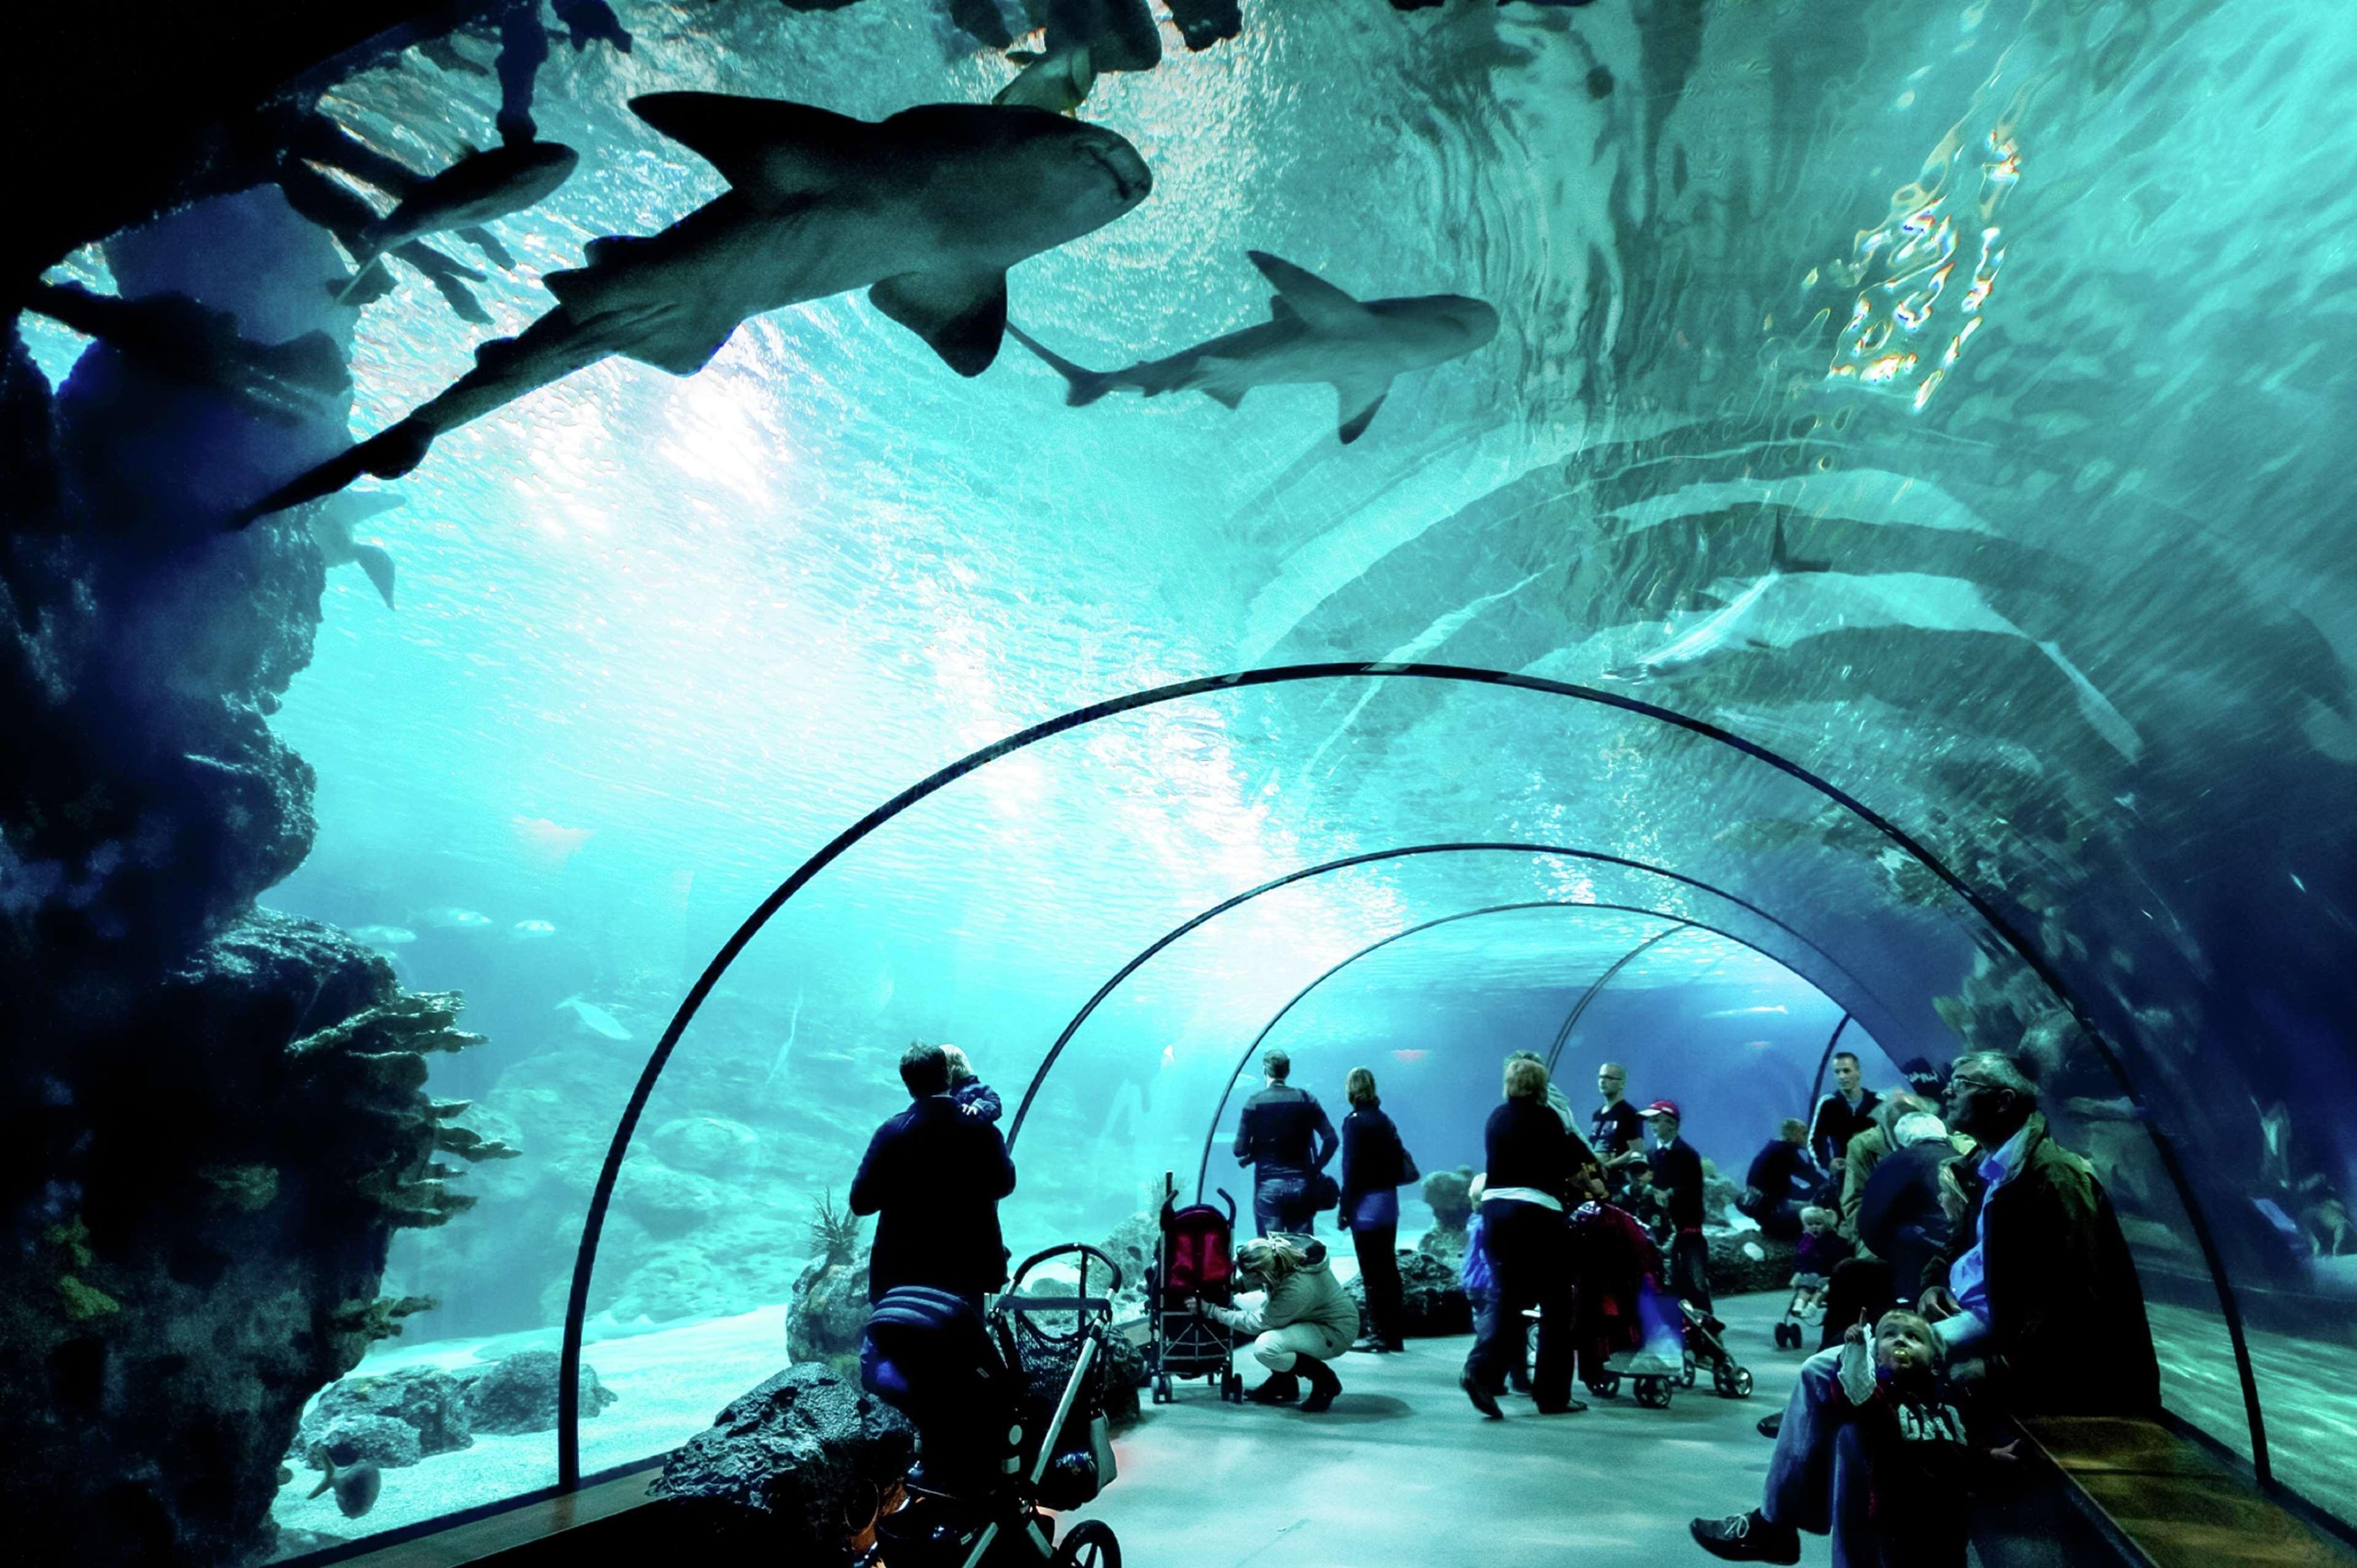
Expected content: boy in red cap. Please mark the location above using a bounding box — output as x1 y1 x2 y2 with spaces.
1640 1100 1711 1311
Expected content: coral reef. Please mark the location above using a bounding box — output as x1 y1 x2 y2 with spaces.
648 1364 915 1566
1421 1168 1475 1234
808 1186 864 1264
787 1240 875 1381
297 1366 473 1461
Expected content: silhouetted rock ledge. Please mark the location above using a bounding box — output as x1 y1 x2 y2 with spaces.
649 1365 914 1566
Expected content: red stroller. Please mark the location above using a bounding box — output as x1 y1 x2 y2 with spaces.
1146 1173 1245 1403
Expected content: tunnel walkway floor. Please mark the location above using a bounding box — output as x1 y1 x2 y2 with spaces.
1065 1290 1835 1568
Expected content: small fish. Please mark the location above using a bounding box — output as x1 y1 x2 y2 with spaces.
1159 1044 1176 1070
765 987 805 1085
1603 516 1830 683
511 919 558 939
1706 1004 1788 1017
557 995 634 1040
349 924 417 948
308 1451 382 1519
995 44 1095 116
1391 1049 1429 1064
419 906 494 931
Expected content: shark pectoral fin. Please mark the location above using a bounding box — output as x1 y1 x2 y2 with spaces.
1335 378 1393 444
1202 384 1246 410
870 270 1009 377
1246 250 1370 333
458 226 518 271
627 93 867 206
352 543 399 610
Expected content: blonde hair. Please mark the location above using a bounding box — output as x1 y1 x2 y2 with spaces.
1235 1236 1308 1283
941 1043 974 1084
1503 1056 1549 1101
1779 1117 1809 1141
1346 1067 1378 1106
1801 1206 1834 1231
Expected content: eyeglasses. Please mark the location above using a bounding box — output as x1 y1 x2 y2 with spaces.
1947 1076 2005 1093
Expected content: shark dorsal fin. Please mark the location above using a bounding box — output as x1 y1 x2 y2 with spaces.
1270 295 1299 324
1247 251 1367 333
629 93 868 206
1769 514 1833 574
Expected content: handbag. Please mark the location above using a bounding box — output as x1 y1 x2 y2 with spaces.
1395 1131 1421 1189
1308 1172 1341 1212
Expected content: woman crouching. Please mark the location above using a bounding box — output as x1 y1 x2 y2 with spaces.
1192 1236 1359 1411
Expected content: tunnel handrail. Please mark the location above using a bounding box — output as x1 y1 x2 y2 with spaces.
1003 841 1899 1153
556 661 2266 1491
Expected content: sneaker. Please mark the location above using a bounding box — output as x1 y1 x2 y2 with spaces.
1459 1371 1504 1420
1755 1411 1782 1439
1349 1337 1385 1355
1689 1512 1800 1564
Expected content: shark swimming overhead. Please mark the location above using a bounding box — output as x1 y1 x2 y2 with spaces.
1005 250 1497 443
339 138 581 290
235 93 1152 526
1604 516 1831 683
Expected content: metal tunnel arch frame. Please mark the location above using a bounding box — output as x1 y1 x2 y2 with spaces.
1001 839 1902 1152
556 661 2267 1489
1187 900 1825 1204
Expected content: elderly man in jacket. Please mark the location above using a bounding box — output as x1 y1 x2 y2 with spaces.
1688 1050 2158 1564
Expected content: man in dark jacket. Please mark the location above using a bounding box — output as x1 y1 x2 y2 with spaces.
1739 1117 1825 1241
1806 1050 1881 1173
1690 1050 2159 1564
1234 1047 1338 1237
849 1041 1017 1311
1853 1116 1955 1313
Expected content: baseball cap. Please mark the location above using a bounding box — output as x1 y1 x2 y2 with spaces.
1637 1098 1681 1119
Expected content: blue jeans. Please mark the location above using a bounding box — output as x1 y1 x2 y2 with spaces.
1254 1173 1316 1237
1760 1347 1876 1568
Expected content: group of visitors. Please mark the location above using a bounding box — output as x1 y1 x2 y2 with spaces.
844 1033 2162 1567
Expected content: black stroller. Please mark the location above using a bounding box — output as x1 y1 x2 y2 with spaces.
1144 1174 1244 1404
861 1244 1126 1568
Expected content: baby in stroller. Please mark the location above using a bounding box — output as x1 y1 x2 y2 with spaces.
860 1244 1125 1568
1775 1206 1852 1349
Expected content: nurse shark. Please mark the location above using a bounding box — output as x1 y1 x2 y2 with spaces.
235 93 1152 524
1005 250 1499 444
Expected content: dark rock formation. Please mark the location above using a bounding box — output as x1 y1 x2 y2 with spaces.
0 189 506 1567
1343 1248 1472 1338
648 1365 915 1566
788 1240 874 1381
296 1412 421 1470
457 1348 618 1435
298 1365 472 1459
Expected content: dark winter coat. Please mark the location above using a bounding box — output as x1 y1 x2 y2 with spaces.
1856 1139 1953 1298
848 1095 1017 1303
1338 1103 1410 1222
1924 1114 2159 1415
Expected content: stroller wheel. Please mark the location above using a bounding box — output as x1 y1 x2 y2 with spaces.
1635 1375 1672 1409
1053 1519 1121 1568
1586 1373 1621 1399
1722 1367 1755 1399
1154 1375 1172 1404
1680 1354 1698 1388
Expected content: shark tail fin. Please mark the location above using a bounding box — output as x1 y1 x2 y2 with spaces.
352 543 398 610
1769 515 1833 574
1004 323 1115 406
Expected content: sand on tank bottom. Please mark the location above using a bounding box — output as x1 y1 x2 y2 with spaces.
268 1303 795 1547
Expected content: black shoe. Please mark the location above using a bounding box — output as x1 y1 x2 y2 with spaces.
1507 1371 1533 1395
1381 1340 1406 1354
1460 1370 1504 1419
1534 1396 1590 1415
1245 1371 1300 1405
1756 1411 1782 1439
1298 1357 1342 1413
1690 1512 1800 1564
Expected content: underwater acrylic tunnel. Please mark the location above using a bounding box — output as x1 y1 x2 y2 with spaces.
11 2 2357 1565
555 662 2264 1491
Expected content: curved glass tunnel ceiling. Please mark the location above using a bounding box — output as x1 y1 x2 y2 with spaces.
13 0 2357 1556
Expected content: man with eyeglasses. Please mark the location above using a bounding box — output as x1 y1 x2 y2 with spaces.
1689 1050 2157 1564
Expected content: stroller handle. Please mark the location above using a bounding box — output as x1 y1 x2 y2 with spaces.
1008 1241 1125 1296
1162 1187 1238 1226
